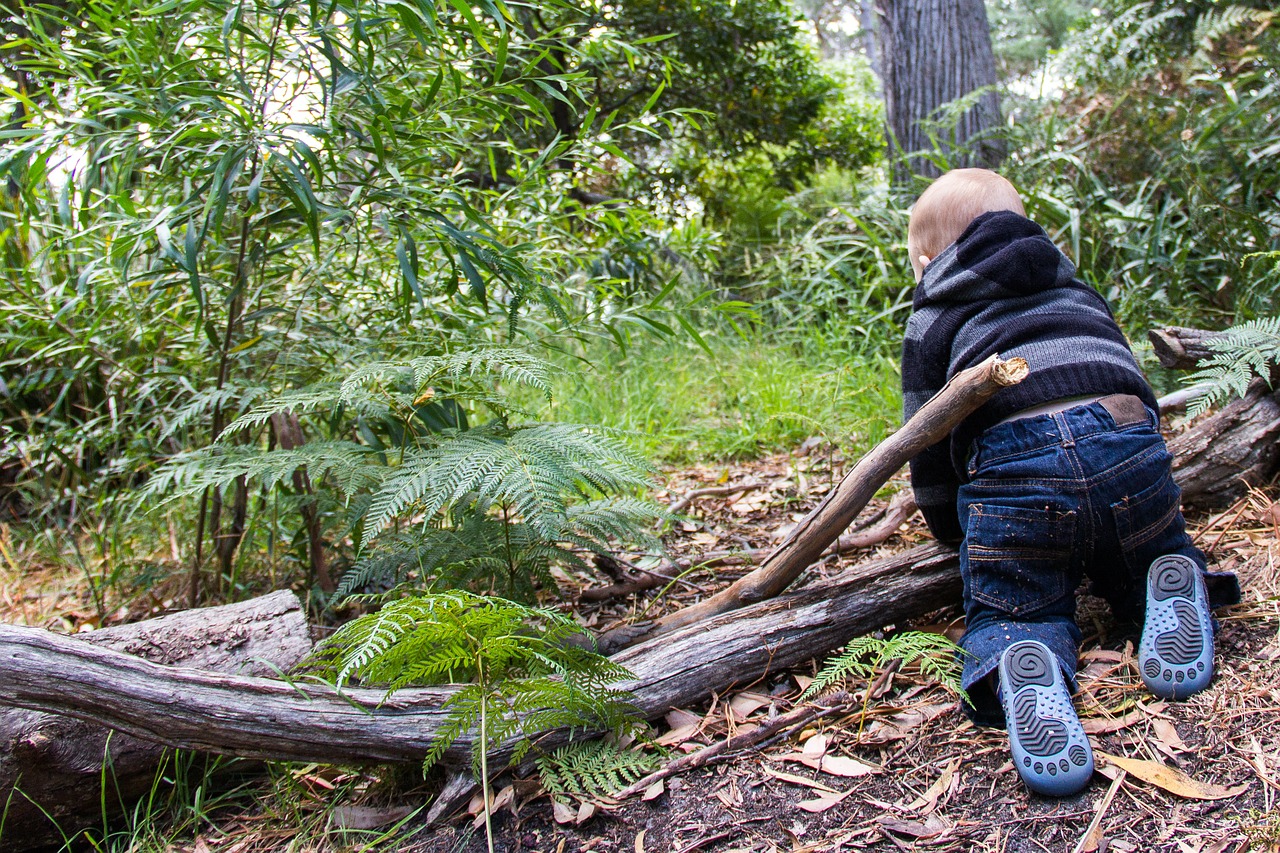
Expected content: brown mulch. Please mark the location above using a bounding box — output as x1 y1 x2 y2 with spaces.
408 444 1280 853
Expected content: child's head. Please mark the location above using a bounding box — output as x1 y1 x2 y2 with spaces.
907 168 1025 281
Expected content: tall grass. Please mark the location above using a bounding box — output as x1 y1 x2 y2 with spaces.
537 329 903 464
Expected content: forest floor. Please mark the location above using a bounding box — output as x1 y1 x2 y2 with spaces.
5 442 1280 853
406 442 1280 853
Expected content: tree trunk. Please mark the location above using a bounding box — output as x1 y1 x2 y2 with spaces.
877 0 1003 180
0 591 312 851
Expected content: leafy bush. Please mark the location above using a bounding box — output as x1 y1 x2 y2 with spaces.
154 349 663 601
1003 2 1280 330
0 0 705 600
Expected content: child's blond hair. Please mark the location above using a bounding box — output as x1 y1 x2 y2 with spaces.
908 168 1025 280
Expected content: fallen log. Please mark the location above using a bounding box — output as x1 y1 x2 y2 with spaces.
1170 378 1280 509
599 354 1027 651
0 545 960 773
0 591 312 851
1148 326 1227 370
1148 326 1280 508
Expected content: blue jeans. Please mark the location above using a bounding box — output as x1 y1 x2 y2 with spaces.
956 398 1239 727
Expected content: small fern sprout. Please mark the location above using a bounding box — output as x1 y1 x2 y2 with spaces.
308 591 641 853
536 739 663 806
803 631 969 737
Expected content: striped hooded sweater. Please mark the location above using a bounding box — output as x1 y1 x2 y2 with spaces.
901 210 1158 543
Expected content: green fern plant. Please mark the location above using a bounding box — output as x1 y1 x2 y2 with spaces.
536 739 663 806
309 590 640 853
152 348 665 601
802 631 967 736
1185 316 1280 417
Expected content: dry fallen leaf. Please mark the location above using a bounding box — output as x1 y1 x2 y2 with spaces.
1080 708 1143 735
329 805 415 830
878 814 952 840
552 800 577 825
778 753 878 776
802 732 829 758
657 723 702 747
642 779 665 802
665 708 701 729
1151 718 1188 753
905 758 959 814
729 691 772 721
1097 752 1249 800
797 788 854 813
818 755 880 778
763 766 841 793
635 829 646 853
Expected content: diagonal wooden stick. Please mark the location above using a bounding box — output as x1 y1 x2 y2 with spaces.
600 353 1028 652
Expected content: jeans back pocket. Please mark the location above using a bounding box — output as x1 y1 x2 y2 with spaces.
963 502 1078 618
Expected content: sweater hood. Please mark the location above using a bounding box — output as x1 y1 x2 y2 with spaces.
914 210 1077 307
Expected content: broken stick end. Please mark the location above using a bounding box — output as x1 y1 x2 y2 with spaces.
991 356 1029 387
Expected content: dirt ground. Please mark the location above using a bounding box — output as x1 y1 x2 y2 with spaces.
400 447 1280 853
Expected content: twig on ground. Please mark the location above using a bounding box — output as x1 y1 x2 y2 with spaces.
666 481 767 517
579 553 709 603
614 691 856 800
1072 770 1125 853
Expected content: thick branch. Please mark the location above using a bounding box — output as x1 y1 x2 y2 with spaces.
601 354 1025 650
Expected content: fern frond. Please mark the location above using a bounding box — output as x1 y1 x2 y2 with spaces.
310 591 642 782
341 348 552 401
536 740 662 805
148 441 382 499
802 631 966 701
1185 317 1280 416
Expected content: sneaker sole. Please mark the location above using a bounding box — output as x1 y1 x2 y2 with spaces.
1139 554 1213 699
999 640 1094 797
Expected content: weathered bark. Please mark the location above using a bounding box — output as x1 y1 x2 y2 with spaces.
1149 326 1280 507
1171 379 1280 509
600 354 1026 651
877 0 1003 179
0 591 311 851
0 547 960 773
1148 326 1228 371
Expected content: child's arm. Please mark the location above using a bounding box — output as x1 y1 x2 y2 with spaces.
909 448 963 543
901 308 964 544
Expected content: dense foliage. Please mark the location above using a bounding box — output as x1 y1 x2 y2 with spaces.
0 0 879 606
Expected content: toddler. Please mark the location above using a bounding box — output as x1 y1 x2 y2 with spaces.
901 169 1240 796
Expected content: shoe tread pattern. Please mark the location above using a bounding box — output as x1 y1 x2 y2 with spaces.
1011 690 1068 755
999 640 1094 797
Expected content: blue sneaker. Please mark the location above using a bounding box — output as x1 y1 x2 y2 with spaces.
1139 554 1214 699
999 640 1094 797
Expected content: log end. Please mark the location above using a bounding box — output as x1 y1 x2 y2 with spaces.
992 356 1029 387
